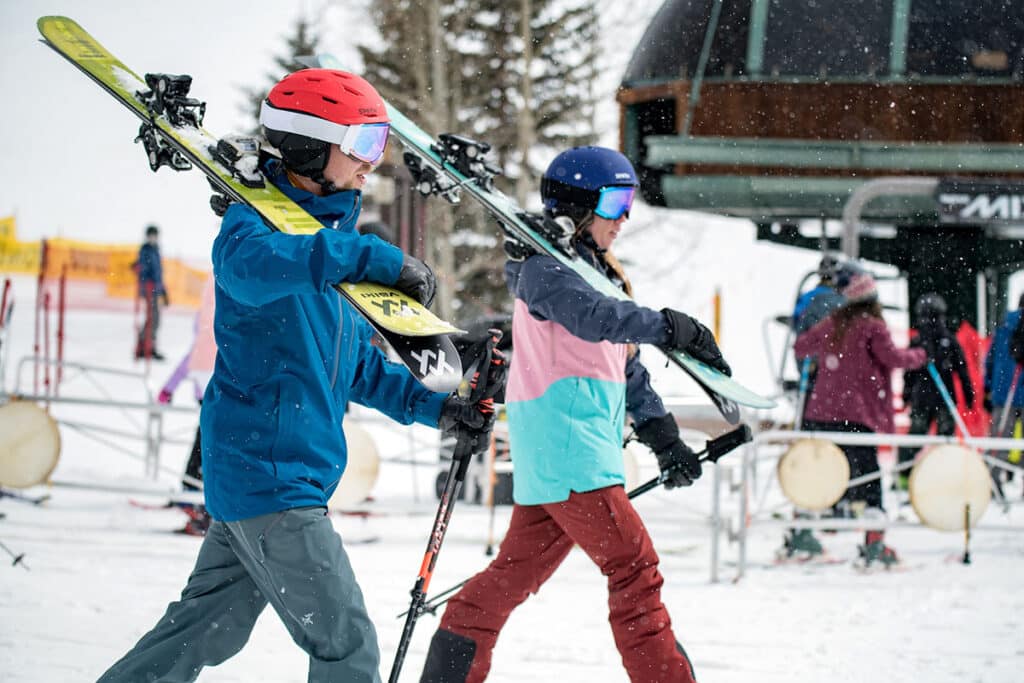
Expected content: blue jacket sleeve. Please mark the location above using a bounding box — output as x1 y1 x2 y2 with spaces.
625 350 667 426
348 317 446 427
512 256 671 345
212 203 404 308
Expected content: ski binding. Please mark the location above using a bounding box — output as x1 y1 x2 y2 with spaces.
432 133 500 192
136 73 205 127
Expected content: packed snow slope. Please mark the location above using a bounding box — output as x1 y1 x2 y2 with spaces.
1 263 1022 683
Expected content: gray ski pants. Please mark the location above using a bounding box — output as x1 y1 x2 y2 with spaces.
96 506 381 683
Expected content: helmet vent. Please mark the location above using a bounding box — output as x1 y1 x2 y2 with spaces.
343 85 362 97
322 96 338 104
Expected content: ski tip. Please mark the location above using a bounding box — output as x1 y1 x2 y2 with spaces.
37 15 74 33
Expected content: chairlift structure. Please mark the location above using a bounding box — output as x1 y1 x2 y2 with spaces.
619 0 1024 330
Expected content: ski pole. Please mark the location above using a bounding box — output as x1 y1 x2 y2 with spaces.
794 356 812 431
926 361 1008 510
405 423 753 619
987 364 1020 504
388 331 506 683
926 361 973 440
0 539 29 571
625 424 752 497
484 434 498 556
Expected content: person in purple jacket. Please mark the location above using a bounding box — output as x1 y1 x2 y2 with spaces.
418 147 730 683
795 272 926 566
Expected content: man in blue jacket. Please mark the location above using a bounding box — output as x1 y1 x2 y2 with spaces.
98 69 498 683
134 223 167 360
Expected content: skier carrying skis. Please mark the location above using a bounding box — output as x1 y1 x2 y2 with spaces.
97 69 502 683
899 293 975 488
418 146 730 683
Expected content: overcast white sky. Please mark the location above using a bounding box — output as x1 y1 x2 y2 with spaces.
1 1 660 264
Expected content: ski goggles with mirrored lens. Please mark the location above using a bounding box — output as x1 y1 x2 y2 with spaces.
259 101 391 165
338 123 390 164
594 186 636 220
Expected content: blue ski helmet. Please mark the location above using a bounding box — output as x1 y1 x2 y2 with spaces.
541 147 639 221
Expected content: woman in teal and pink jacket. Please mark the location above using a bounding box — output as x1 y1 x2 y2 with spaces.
419 147 730 683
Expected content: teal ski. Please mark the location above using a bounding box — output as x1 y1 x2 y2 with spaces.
310 56 775 422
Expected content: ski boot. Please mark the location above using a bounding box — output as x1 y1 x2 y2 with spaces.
420 628 477 683
177 504 211 537
776 528 824 562
856 530 899 569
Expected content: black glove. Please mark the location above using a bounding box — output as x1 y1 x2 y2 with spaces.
983 391 993 414
661 308 731 376
160 292 170 307
438 330 508 452
634 413 702 489
393 254 437 307
439 394 496 455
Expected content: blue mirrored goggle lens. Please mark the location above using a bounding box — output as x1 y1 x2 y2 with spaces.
594 186 635 220
347 123 390 164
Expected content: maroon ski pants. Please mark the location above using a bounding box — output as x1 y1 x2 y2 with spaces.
438 485 696 682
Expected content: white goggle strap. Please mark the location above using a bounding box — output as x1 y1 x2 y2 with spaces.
259 100 350 146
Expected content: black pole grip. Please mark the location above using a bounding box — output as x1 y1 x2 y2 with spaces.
705 424 752 463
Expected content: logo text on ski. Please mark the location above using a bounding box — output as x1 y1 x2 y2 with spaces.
410 349 456 377
371 298 421 318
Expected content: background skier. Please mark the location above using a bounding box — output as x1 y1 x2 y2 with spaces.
794 273 926 567
418 147 729 683
97 69 499 683
791 253 858 335
984 293 1024 489
899 293 975 488
134 223 167 360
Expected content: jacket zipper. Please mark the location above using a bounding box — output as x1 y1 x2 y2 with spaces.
330 290 343 389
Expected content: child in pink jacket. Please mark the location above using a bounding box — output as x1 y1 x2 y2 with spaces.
794 272 926 566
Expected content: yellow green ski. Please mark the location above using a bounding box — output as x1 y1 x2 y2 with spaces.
38 15 463 392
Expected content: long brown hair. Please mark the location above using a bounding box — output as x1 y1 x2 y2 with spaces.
572 212 638 357
573 213 634 297
830 300 883 348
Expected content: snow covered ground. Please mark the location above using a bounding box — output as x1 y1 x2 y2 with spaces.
1 266 1023 683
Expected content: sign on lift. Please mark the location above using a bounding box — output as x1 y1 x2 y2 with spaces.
936 178 1024 224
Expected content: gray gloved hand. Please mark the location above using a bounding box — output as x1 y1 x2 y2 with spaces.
661 308 732 376
634 413 702 489
393 254 437 307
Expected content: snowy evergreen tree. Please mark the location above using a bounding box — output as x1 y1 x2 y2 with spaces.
462 0 600 204
358 0 600 322
240 17 322 133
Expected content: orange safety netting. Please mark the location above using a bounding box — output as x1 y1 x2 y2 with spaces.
1 216 207 311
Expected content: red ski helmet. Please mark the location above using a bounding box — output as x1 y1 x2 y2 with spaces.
260 69 390 177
